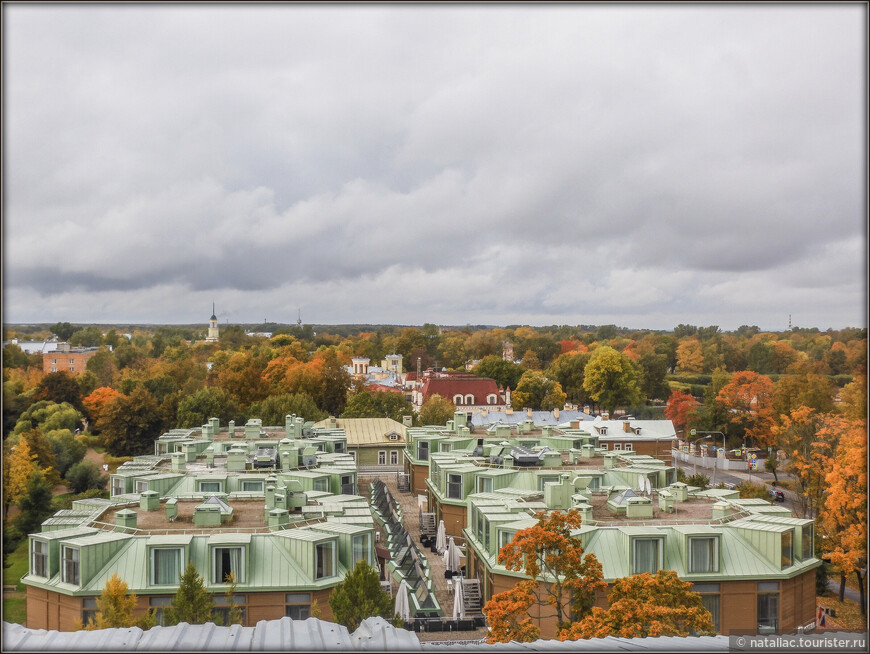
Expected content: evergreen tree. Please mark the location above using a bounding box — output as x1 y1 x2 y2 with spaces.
328 560 397 632
165 561 215 625
85 573 154 630
15 470 56 536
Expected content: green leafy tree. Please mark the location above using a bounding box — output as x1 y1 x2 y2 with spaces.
66 460 109 494
318 349 352 416
547 352 592 404
165 561 215 625
14 469 56 536
176 387 242 428
472 355 524 391
85 349 118 388
341 389 415 423
246 393 327 425
13 400 82 438
511 371 567 411
70 326 104 347
328 560 399 632
418 394 455 426
50 322 76 341
637 351 670 401
582 346 642 415
48 429 87 478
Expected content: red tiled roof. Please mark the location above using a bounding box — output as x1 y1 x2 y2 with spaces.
420 376 501 404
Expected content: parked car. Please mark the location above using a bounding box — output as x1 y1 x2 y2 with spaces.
768 488 785 502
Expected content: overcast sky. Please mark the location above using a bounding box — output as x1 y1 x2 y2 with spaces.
3 4 866 331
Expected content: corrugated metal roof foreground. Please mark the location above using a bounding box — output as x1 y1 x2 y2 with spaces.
1 617 420 652
420 635 730 651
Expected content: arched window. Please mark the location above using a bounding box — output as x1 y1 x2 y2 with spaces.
487 394 498 405
453 394 464 405
465 394 475 405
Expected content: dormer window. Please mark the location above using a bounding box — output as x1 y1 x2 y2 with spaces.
453 394 464 405
315 542 336 579
212 546 245 584
31 540 48 578
632 537 662 575
688 536 720 573
62 546 80 585
388 432 400 441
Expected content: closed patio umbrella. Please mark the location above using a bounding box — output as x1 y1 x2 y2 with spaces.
445 537 464 573
435 519 447 554
452 576 466 619
394 579 411 622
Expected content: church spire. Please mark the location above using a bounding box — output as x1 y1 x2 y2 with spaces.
210 302 216 321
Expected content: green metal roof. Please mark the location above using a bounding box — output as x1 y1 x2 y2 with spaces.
207 533 252 544
33 527 99 541
147 534 193 546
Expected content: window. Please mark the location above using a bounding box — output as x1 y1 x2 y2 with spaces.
452 395 463 405
69 366 75 372
241 480 264 493
378 451 386 465
31 540 48 578
52 358 57 364
417 441 429 461
757 583 780 634
498 530 515 551
478 477 493 494
111 477 125 496
214 593 246 625
69 359 75 365
135 480 149 493
390 451 398 466
440 442 452 452
199 481 221 493
462 394 472 405
150 548 182 586
447 474 462 499
692 583 720 633
801 525 813 561
388 433 399 441
313 477 328 492
600 443 608 450
614 443 622 451
487 394 497 405
285 593 311 620
632 538 660 575
689 537 719 573
51 367 57 372
212 546 244 584
352 533 369 565
315 542 335 579
781 530 794 568
62 546 80 585
333 442 345 454
149 596 173 626
341 474 355 495
82 597 98 626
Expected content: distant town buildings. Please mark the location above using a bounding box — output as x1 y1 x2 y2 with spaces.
205 305 220 342
41 343 99 375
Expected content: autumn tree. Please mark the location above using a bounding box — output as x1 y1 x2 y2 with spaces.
520 349 542 371
176 387 241 429
418 394 455 426
819 416 867 612
715 370 776 447
84 573 154 630
772 407 834 519
675 338 704 373
484 510 606 638
560 570 714 639
99 387 163 456
772 371 834 420
664 390 701 436
582 346 642 415
83 387 124 432
4 438 40 518
484 580 541 643
511 371 567 411
328 560 397 632
165 561 215 625
34 371 83 410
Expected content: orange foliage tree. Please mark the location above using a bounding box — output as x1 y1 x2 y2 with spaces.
820 416 867 612
559 570 714 640
83 386 124 432
665 389 701 435
482 510 605 641
715 370 776 447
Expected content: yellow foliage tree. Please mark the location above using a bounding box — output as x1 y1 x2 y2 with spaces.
675 338 704 373
3 438 43 518
84 573 154 630
560 570 714 640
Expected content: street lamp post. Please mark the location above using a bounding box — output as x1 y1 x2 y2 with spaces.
693 431 725 485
